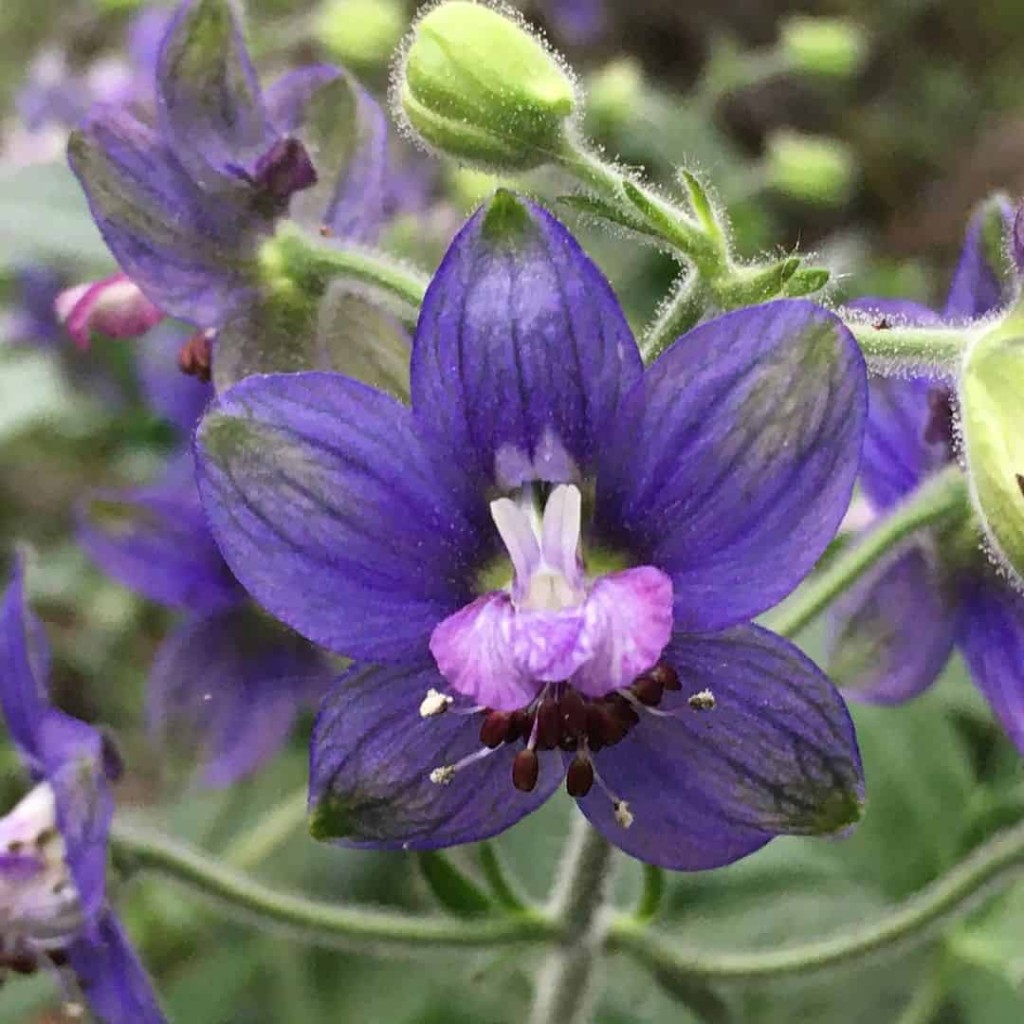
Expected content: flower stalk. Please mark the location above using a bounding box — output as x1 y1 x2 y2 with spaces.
528 818 619 1024
846 320 975 376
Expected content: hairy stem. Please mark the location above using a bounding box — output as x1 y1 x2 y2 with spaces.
609 819 1024 983
110 822 556 953
528 817 618 1024
763 464 970 638
847 321 973 375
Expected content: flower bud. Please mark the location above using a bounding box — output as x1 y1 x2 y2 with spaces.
315 0 406 68
766 130 855 207
779 16 867 79
396 1 577 171
960 309 1024 581
55 272 164 350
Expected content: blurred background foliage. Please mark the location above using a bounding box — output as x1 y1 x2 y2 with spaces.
2 0 1024 1021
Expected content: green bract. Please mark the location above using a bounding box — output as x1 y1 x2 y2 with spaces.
961 310 1024 582
397 1 576 171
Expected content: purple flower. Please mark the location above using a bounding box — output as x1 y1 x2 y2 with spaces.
78 333 333 787
544 0 608 46
194 192 867 869
0 557 165 1022
67 0 388 337
829 199 1024 751
1 266 67 349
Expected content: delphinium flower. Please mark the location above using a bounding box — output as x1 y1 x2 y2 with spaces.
78 328 334 787
0 557 165 1022
195 191 868 869
829 200 1024 750
67 0 390 383
544 0 607 46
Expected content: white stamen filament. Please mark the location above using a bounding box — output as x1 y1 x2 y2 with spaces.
427 745 499 786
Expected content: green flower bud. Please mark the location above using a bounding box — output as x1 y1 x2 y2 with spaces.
960 308 1024 581
396 0 577 171
780 16 867 79
766 130 855 207
315 0 406 68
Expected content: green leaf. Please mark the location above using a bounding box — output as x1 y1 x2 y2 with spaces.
0 161 110 267
556 193 659 238
417 851 494 918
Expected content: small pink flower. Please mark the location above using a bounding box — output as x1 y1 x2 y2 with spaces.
55 272 164 350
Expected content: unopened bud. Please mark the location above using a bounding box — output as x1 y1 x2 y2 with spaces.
766 130 855 207
55 273 164 350
960 308 1024 582
780 16 867 79
396 1 577 171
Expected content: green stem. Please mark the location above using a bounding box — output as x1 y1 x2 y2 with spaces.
894 961 946 1024
557 137 724 270
528 817 618 1024
634 864 666 924
222 786 309 872
265 224 429 313
847 321 972 375
110 821 556 952
642 275 709 362
609 819 1024 983
478 842 530 913
763 465 970 639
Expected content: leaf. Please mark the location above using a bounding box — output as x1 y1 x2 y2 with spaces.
417 851 494 918
0 161 110 267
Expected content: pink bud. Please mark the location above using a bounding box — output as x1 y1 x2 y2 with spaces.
55 273 164 350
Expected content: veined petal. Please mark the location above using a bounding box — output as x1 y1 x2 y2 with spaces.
0 555 51 770
148 609 332 787
266 67 390 242
195 372 490 662
845 299 948 511
156 0 273 191
39 713 112 924
78 484 240 615
68 107 258 326
411 192 642 488
309 663 561 848
597 300 867 631
944 197 1014 320
829 545 956 704
66 909 167 1024
578 625 864 870
958 575 1024 754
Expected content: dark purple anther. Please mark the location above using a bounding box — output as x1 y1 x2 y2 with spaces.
566 756 595 798
511 750 539 793
250 137 317 211
479 710 511 749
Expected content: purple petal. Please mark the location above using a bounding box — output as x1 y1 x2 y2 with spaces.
155 0 274 192
136 322 212 434
78 482 240 615
265 66 390 242
410 192 643 488
547 0 608 45
597 300 867 632
943 197 1014 320
0 555 51 770
430 593 539 711
195 371 490 662
958 575 1024 754
126 9 174 83
149 609 332 787
67 107 258 327
828 545 956 704
309 663 561 848
578 625 864 870
66 909 166 1024
38 712 112 923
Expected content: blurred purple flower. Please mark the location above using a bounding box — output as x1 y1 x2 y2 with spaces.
830 199 1024 752
67 0 388 335
16 8 171 132
195 192 867 869
1 266 66 349
0 557 165 1022
544 0 607 46
78 334 333 787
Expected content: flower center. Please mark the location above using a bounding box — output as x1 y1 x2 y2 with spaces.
0 784 83 959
